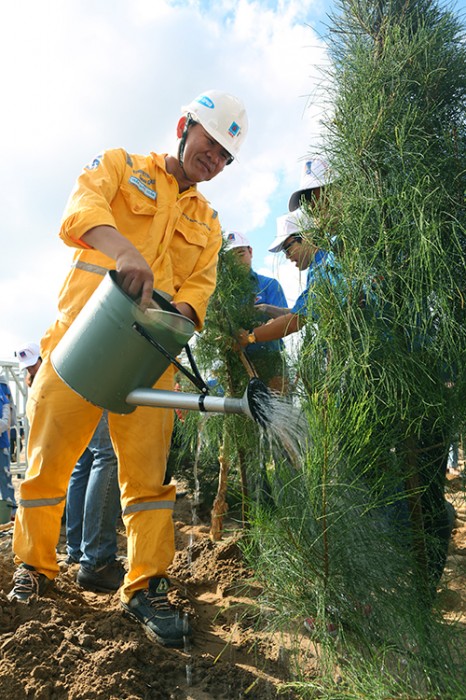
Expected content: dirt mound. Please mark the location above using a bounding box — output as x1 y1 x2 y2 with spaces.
0 495 297 700
0 473 464 699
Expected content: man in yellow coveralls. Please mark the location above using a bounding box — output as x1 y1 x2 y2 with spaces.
8 89 248 648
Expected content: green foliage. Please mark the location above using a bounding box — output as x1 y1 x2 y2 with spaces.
239 0 466 697
196 243 260 394
172 244 280 512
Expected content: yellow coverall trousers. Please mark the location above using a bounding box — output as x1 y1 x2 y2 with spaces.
13 321 176 604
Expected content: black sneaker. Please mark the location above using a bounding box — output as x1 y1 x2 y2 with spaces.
76 559 125 592
7 564 51 602
121 576 191 648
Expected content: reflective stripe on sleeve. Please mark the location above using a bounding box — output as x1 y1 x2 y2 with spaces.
19 496 66 508
123 500 175 516
72 261 109 276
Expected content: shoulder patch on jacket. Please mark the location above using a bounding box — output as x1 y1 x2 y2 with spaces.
85 154 103 171
126 152 133 167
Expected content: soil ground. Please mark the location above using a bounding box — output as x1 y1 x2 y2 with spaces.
0 471 464 700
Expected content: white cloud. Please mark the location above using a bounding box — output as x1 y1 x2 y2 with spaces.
0 0 330 359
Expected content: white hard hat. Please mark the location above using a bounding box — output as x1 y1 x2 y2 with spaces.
288 157 333 211
269 209 315 253
223 231 251 250
16 342 41 369
182 90 248 160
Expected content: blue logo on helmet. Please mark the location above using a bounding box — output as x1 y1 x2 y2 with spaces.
228 121 240 138
197 96 215 109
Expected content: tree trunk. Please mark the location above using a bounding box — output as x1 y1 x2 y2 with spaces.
210 425 230 541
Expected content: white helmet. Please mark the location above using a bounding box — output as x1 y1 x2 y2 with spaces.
288 156 333 211
182 90 248 161
269 209 316 253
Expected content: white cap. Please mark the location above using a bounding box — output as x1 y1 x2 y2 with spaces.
288 157 332 211
223 230 251 250
269 209 315 253
16 342 41 369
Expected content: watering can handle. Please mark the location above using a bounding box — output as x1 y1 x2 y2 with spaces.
150 290 183 314
132 322 209 394
184 343 209 393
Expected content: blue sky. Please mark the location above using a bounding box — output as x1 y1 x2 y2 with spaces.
1 0 464 359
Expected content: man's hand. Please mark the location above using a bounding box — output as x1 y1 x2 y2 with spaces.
171 301 198 324
115 248 154 310
237 328 250 348
82 225 154 310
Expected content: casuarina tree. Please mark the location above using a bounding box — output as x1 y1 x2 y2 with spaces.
241 1 466 697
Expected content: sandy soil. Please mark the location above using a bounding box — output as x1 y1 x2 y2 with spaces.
0 473 464 700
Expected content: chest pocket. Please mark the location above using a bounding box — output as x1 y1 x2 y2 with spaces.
171 217 209 281
119 182 158 216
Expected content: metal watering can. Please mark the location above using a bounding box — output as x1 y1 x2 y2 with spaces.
51 271 272 426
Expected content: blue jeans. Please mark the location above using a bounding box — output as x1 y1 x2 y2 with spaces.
0 447 16 508
66 412 121 569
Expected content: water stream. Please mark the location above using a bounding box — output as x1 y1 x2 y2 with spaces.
257 390 309 467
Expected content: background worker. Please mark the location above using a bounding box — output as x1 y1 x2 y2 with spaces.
238 208 339 347
8 89 248 650
0 372 20 466
0 379 16 517
16 342 42 387
224 230 289 390
288 155 332 212
238 156 336 347
224 230 289 318
64 411 123 593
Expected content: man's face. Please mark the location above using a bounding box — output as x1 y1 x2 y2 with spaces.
180 122 232 183
282 236 317 271
231 246 252 268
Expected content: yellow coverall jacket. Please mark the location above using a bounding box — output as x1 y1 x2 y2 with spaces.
13 149 222 602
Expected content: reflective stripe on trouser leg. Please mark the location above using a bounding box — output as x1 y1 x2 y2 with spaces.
108 366 176 604
12 353 103 579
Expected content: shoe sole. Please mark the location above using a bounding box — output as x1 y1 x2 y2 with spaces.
121 607 187 648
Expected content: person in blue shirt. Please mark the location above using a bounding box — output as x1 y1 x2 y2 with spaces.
224 230 289 390
0 373 20 463
288 156 332 213
237 209 339 347
0 382 16 516
238 156 337 348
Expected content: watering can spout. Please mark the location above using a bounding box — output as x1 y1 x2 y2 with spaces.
126 378 273 426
